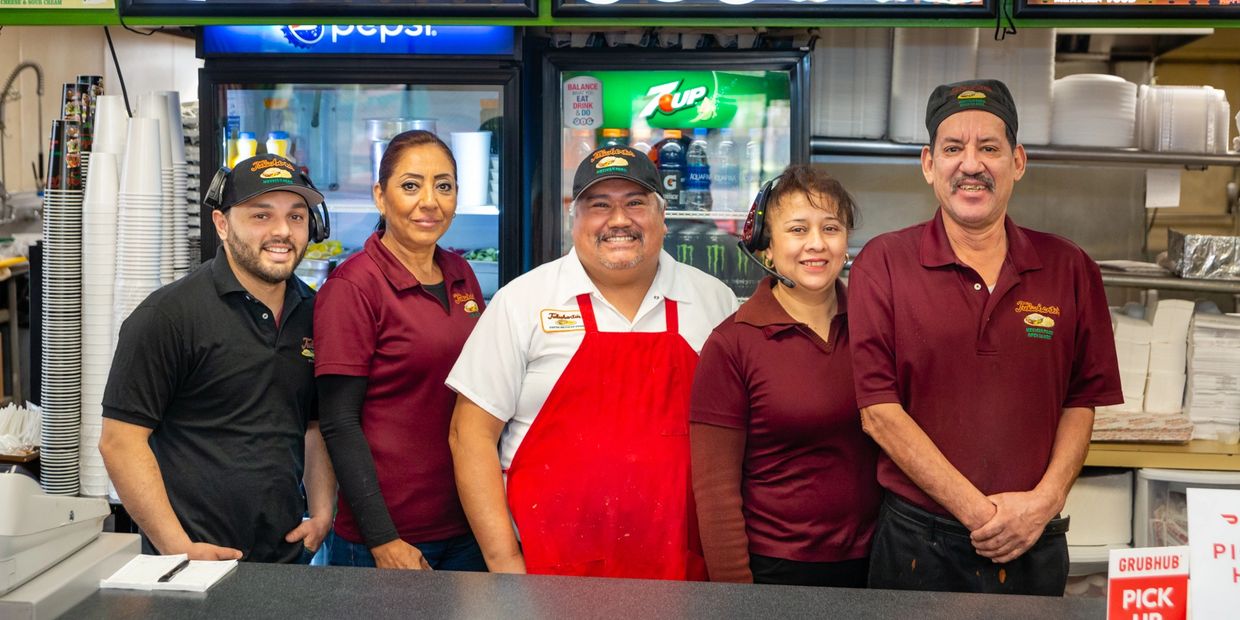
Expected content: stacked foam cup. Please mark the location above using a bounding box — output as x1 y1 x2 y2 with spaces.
161 92 189 279
139 93 176 286
79 152 119 497
113 117 164 350
40 119 85 496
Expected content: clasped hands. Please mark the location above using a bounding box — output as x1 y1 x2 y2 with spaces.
966 489 1059 565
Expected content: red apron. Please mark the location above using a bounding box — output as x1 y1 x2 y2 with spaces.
506 293 707 580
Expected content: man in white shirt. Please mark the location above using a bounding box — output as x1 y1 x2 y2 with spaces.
447 145 736 580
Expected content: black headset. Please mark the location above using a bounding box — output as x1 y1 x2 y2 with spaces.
737 176 795 288
203 166 331 244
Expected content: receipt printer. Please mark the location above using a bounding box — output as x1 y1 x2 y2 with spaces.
0 473 110 595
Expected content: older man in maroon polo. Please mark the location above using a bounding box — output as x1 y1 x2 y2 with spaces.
848 79 1122 596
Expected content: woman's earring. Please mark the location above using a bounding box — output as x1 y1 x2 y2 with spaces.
844 252 851 264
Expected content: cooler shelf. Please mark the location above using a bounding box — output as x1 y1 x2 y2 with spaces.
664 210 748 221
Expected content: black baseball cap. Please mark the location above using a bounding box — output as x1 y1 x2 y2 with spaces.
218 154 323 211
571 146 661 201
925 79 1019 145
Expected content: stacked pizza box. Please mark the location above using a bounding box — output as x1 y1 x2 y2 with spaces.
1185 313 1240 440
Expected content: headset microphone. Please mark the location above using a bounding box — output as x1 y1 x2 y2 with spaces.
737 240 795 289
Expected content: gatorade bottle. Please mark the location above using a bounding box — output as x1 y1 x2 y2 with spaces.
685 128 712 212
655 129 685 210
600 128 630 148
714 128 741 212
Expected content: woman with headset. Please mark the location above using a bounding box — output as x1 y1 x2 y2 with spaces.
688 164 880 587
313 130 487 571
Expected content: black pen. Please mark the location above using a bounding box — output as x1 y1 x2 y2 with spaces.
157 559 191 583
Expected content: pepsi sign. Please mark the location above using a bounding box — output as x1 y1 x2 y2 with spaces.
202 25 515 56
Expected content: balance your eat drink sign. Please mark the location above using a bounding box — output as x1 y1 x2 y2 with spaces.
1106 487 1240 620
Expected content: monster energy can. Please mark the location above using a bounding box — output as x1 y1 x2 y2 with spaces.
673 226 710 274
703 227 733 284
731 237 763 297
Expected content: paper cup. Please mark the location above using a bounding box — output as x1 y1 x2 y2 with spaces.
160 91 187 164
93 95 130 157
451 131 492 207
138 92 173 171
120 117 164 196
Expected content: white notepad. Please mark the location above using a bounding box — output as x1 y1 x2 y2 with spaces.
100 554 238 592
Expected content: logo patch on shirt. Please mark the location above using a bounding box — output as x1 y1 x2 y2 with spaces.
454 292 481 317
1016 300 1060 341
300 337 315 361
540 308 585 333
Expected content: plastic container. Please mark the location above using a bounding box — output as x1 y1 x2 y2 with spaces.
654 130 685 210
600 128 630 148
810 28 892 139
685 128 712 211
713 128 741 212
266 131 291 159
235 132 258 164
1134 467 1240 547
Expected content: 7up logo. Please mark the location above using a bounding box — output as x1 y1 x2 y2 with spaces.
706 244 726 277
640 80 709 119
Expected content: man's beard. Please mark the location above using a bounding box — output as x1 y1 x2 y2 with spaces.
226 234 303 284
595 226 646 270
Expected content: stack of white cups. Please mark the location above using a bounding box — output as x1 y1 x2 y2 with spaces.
139 93 175 286
79 153 119 497
162 91 190 278
113 117 164 349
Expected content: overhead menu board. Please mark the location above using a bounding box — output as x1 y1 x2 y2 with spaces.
1016 0 1239 18
553 0 993 18
122 0 536 17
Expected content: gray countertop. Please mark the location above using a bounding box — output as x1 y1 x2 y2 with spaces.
63 563 1105 619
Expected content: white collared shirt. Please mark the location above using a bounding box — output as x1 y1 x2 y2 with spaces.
446 248 738 468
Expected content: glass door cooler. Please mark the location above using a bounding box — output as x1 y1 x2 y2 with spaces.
539 50 808 298
197 25 523 298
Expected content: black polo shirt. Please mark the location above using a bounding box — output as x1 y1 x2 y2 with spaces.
102 253 317 563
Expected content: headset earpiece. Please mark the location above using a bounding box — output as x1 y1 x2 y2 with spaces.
741 177 778 253
204 166 229 211
299 171 331 243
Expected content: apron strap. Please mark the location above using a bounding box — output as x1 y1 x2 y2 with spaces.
576 293 599 333
664 299 679 334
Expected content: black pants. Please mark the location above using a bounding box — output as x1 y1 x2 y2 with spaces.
868 495 1070 596
750 554 869 588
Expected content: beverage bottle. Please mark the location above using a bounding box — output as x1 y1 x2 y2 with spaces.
743 128 763 209
266 131 291 159
654 129 685 210
714 128 741 212
236 132 258 164
685 128 712 211
600 128 630 148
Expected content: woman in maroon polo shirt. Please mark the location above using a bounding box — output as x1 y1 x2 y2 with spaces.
315 130 486 571
689 164 880 587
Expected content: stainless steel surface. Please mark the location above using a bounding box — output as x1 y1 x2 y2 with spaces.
1101 271 1240 294
811 137 1240 169
0 533 140 620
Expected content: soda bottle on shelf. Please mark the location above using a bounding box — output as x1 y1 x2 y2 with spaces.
743 128 764 209
600 128 630 148
654 129 685 210
714 128 741 212
685 128 712 212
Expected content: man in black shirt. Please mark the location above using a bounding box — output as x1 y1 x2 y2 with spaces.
100 155 336 563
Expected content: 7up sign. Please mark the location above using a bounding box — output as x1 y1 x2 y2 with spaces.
640 80 709 120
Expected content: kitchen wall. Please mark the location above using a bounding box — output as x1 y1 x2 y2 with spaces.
0 26 199 195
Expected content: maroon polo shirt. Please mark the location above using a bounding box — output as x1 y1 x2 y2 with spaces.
848 209 1122 516
314 232 484 544
690 277 880 563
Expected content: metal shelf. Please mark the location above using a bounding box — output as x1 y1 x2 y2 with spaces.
1100 272 1240 295
327 194 499 216
810 137 1240 169
664 210 748 221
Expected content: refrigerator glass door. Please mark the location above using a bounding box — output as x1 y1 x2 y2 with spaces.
558 69 792 298
216 82 504 297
